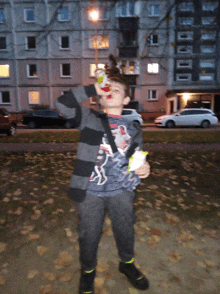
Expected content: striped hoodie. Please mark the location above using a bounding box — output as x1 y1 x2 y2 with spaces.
55 84 143 202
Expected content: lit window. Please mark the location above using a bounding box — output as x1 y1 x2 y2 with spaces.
148 90 158 100
90 64 105 77
120 60 139 75
0 8 5 23
58 7 69 21
24 9 35 22
116 1 135 17
0 91 10 104
178 32 193 41
199 73 214 81
147 63 159 74
0 37 6 50
176 74 191 81
90 35 109 49
89 6 108 20
202 17 215 25
28 91 39 104
59 36 69 49
27 64 38 77
61 63 71 77
0 64 9 77
176 60 192 69
26 36 36 49
148 35 158 45
202 3 218 11
200 60 215 68
201 46 215 53
149 5 159 16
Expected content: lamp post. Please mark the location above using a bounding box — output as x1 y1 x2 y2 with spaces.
90 9 99 68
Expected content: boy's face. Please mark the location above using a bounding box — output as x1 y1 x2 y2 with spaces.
100 81 130 114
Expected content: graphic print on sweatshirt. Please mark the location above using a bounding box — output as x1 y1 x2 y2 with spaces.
89 122 131 189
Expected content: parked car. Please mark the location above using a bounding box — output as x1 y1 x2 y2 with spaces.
0 108 17 136
122 109 143 125
154 108 218 128
22 110 75 129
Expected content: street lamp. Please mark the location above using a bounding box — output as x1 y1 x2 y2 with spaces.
89 8 99 68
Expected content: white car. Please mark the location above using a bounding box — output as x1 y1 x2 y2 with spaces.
122 109 143 125
154 108 218 128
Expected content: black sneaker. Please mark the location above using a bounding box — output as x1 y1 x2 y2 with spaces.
79 269 96 294
119 261 149 290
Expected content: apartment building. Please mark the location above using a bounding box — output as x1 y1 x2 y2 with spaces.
166 0 220 115
0 0 219 115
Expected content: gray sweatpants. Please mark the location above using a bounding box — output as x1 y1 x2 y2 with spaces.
76 191 135 271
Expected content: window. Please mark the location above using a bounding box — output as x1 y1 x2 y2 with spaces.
200 60 215 68
148 34 158 45
0 91 10 104
179 2 194 12
120 60 139 75
90 64 105 77
178 32 193 41
27 64 37 77
202 2 218 11
176 74 191 81
116 1 135 17
24 8 35 22
26 36 36 49
149 5 159 16
58 7 69 21
201 31 216 40
147 63 159 74
177 46 193 54
148 90 158 101
28 91 39 104
90 35 109 49
179 18 193 26
199 73 214 81
61 63 71 77
0 64 9 77
176 60 192 69
0 8 5 23
0 37 6 50
59 36 69 49
201 46 215 53
202 17 215 25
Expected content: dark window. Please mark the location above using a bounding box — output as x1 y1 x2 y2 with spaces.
27 36 36 49
61 36 69 49
62 64 70 76
122 110 132 115
2 91 10 103
0 37 6 50
28 64 37 76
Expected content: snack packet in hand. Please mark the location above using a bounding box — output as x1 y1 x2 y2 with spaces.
127 151 148 172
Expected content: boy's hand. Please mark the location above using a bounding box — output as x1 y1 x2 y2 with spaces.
135 161 150 179
94 82 110 96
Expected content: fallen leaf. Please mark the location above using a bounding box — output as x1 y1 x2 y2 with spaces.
168 252 181 262
27 270 39 279
129 288 139 294
64 228 72 237
0 275 6 285
54 251 73 269
43 198 54 205
97 261 109 273
197 261 206 268
29 234 40 241
42 272 57 281
204 259 215 267
39 284 53 294
95 277 105 287
150 228 163 236
58 273 72 282
0 242 6 253
37 246 49 256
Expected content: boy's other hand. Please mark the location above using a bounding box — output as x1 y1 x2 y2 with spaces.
135 161 150 179
94 82 110 96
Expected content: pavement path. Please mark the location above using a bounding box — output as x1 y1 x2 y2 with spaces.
0 142 220 152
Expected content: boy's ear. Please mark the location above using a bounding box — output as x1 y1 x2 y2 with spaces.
123 96 130 105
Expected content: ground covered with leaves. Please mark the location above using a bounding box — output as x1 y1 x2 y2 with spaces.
0 151 220 294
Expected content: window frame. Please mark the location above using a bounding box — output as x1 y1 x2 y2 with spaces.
27 64 38 78
148 34 159 45
177 45 193 54
147 63 159 74
202 17 215 25
90 35 109 49
24 8 35 23
26 36 36 50
58 7 69 22
179 2 194 12
148 5 159 17
28 91 40 105
200 59 215 68
201 45 215 54
177 31 193 41
179 17 193 26
176 59 192 69
59 36 70 50
0 91 10 104
201 31 216 40
60 63 71 77
0 8 5 23
202 2 218 11
147 89 158 101
199 73 215 81
116 1 135 17
176 73 192 81
0 64 10 78
0 36 6 50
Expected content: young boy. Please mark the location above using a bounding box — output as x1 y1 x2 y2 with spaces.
55 76 150 294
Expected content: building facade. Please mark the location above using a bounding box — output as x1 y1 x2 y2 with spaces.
0 0 219 115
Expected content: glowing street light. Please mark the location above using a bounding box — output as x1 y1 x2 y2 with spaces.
183 93 190 106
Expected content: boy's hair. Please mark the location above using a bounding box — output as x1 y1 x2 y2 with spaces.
109 75 129 97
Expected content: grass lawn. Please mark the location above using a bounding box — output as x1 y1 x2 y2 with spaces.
0 150 219 234
0 130 220 143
